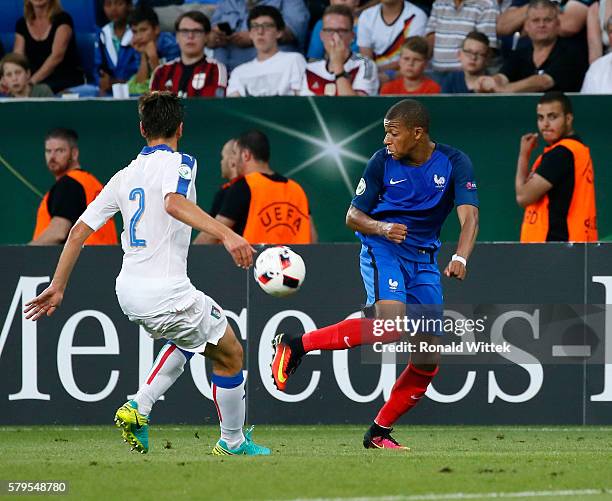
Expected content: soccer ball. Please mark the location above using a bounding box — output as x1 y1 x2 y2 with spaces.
253 246 306 297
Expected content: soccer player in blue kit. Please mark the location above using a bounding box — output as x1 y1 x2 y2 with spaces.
272 99 479 449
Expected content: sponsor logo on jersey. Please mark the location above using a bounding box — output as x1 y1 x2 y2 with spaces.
389 178 406 185
466 181 477 190
211 305 221 319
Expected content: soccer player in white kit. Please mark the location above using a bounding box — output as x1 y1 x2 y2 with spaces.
24 91 270 456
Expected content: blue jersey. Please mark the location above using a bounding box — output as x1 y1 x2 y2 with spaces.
351 143 479 263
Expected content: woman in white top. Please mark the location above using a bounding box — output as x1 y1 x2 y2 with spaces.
587 0 612 62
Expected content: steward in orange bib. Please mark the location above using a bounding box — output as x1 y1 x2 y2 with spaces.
30 128 117 246
195 130 317 245
516 92 597 243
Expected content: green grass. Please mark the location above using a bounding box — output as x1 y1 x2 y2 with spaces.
1 425 611 500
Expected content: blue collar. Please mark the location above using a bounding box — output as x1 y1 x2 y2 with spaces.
140 144 174 155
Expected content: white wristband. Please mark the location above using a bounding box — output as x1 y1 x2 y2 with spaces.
452 254 467 267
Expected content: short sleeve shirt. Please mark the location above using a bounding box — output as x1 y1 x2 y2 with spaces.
499 37 588 91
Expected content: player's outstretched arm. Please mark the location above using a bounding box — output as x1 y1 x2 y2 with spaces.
164 193 256 269
24 221 94 320
444 205 479 280
346 205 407 244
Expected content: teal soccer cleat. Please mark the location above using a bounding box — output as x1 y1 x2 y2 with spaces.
212 426 271 456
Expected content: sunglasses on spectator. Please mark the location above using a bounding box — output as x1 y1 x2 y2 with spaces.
321 28 352 35
249 22 277 31
461 49 488 59
177 28 206 37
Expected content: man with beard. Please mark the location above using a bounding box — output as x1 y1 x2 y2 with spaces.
31 128 118 245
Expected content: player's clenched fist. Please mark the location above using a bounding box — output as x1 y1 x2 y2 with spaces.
222 232 256 269
443 260 466 280
378 222 407 244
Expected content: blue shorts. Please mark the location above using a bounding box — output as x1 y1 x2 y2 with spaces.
359 244 443 305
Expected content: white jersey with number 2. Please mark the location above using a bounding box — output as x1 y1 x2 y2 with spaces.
79 144 198 318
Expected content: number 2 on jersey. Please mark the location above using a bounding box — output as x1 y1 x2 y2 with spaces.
129 188 146 247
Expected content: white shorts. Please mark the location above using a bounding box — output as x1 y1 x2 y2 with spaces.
128 290 227 353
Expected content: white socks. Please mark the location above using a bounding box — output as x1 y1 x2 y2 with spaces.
211 372 246 450
132 342 246 450
134 341 191 416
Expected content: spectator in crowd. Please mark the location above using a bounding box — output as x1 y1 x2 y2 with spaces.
498 0 594 36
0 53 54 98
31 128 118 246
209 0 310 71
587 0 612 61
209 139 241 219
14 0 85 93
301 5 379 95
194 130 316 245
357 0 428 83
307 0 360 60
425 0 498 77
442 31 490 92
227 6 306 96
516 92 597 243
581 15 612 91
498 0 594 61
478 0 588 92
126 6 180 95
151 11 228 96
147 0 218 32
380 36 440 94
95 0 138 96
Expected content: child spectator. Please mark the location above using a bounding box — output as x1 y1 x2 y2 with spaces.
14 0 84 93
0 53 54 98
126 5 180 95
380 36 440 94
307 0 360 60
95 0 138 96
442 31 490 93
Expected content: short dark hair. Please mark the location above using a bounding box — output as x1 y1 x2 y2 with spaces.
248 5 285 30
401 36 429 59
138 91 184 140
45 128 79 148
462 30 490 48
538 91 573 114
0 52 31 76
174 10 211 33
527 0 559 13
128 5 159 27
322 4 354 28
385 99 430 131
236 130 270 163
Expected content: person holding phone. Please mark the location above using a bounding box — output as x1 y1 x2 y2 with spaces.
208 0 310 71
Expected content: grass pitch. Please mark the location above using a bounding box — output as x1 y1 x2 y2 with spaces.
1 425 611 500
